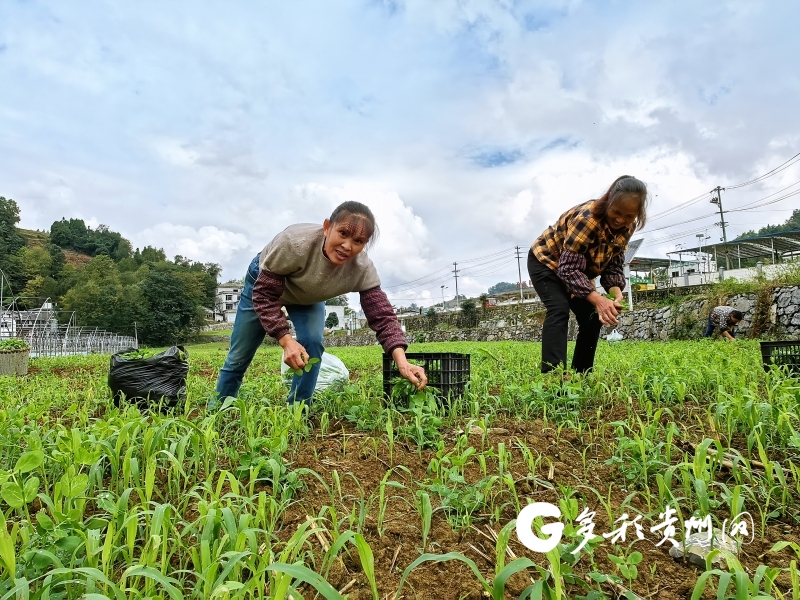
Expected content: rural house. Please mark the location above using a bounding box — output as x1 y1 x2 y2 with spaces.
214 283 242 322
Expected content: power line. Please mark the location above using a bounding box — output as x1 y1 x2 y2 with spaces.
648 191 714 222
382 265 452 290
647 151 799 224
725 152 800 189
639 179 800 238
639 212 718 234
383 247 514 291
727 187 800 213
635 224 715 249
458 260 517 279
459 247 516 263
731 178 800 208
458 254 514 273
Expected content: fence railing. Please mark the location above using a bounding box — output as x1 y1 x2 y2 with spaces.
1 328 138 358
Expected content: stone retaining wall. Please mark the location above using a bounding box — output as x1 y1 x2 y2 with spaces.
405 303 545 331
615 286 799 340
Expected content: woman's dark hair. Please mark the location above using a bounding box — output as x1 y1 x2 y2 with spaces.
591 175 649 231
731 309 744 320
329 201 380 248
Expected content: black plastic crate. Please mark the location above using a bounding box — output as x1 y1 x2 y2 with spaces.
760 341 800 374
383 352 470 403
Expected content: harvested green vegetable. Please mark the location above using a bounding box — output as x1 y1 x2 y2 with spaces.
605 293 629 310
292 356 320 376
119 348 188 361
0 338 29 351
119 349 157 360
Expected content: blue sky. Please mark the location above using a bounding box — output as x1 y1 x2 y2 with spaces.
2 1 799 306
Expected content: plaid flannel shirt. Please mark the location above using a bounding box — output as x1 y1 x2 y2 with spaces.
532 200 631 298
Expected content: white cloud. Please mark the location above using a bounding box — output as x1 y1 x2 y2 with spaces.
3 0 800 307
134 224 254 267
287 182 434 284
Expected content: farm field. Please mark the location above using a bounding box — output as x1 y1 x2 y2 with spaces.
1 340 799 599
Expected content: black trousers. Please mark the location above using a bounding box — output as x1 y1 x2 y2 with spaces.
528 250 603 373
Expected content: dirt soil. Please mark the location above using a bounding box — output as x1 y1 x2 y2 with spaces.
275 411 800 600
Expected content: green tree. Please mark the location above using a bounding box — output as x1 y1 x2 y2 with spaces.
138 270 200 346
0 197 25 256
46 244 66 279
136 246 167 264
325 312 340 328
459 299 479 328
60 255 140 334
19 246 52 279
0 197 27 294
50 219 132 260
488 281 516 295
736 208 800 239
50 218 88 251
478 293 489 316
21 275 60 301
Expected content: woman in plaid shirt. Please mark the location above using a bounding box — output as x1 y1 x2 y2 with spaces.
528 176 648 374
210 201 427 409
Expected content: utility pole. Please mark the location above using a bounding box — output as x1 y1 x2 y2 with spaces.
452 262 460 307
514 246 524 300
710 186 731 270
696 233 705 279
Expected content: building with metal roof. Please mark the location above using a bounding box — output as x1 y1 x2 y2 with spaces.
670 229 800 269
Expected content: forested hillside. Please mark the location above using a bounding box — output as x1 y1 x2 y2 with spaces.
736 208 800 239
0 196 219 346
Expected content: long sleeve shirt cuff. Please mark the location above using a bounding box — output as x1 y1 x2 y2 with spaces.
360 287 408 354
600 256 627 293
252 269 291 340
556 250 596 298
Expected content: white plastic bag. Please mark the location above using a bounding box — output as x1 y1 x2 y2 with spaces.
280 352 350 391
606 329 623 342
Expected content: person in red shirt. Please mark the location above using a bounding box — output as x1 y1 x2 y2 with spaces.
528 175 649 374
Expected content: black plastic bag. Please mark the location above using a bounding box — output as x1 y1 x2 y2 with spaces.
108 346 189 410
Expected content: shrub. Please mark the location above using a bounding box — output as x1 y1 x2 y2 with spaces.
425 307 439 330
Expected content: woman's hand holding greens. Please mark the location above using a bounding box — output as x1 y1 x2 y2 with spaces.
279 334 309 370
392 347 428 390
587 291 620 326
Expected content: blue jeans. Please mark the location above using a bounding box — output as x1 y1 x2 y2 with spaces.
703 315 715 337
210 255 326 409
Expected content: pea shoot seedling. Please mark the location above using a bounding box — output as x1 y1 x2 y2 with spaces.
0 339 29 351
606 292 629 310
292 356 320 376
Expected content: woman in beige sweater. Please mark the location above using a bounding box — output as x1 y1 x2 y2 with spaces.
211 201 426 409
